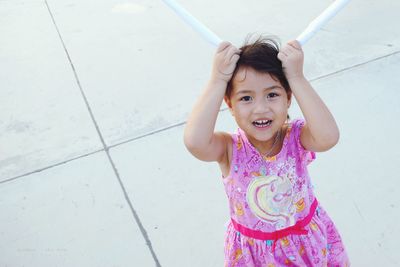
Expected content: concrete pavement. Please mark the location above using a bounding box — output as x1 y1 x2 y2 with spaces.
1 0 399 266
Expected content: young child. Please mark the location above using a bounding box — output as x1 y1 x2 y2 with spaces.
184 37 349 266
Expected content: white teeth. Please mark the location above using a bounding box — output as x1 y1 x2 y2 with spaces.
253 120 272 127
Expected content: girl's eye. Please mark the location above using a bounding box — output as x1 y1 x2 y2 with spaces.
240 96 252 102
267 92 279 98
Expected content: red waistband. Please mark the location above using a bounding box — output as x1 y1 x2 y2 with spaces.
231 198 318 241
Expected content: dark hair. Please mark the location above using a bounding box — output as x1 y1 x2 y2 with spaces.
225 36 291 100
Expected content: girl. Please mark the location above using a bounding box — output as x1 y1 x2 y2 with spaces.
184 37 349 266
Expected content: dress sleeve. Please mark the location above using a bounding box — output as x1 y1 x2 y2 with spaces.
292 119 316 166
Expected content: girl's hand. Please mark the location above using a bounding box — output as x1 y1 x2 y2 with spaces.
277 40 304 81
210 41 241 84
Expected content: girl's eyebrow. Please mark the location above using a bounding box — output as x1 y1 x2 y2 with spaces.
235 85 283 95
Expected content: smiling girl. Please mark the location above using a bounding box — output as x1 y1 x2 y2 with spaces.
184 37 349 266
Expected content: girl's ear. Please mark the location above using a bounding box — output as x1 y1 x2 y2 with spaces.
224 96 234 116
287 92 292 108
224 96 232 108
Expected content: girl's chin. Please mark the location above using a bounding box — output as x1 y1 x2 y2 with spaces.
253 125 272 131
247 129 275 141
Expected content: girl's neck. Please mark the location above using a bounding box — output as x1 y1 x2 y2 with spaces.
247 124 288 157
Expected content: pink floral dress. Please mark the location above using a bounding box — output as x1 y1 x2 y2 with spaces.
223 119 349 266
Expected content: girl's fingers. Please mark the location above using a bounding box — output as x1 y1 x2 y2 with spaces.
225 46 235 58
288 40 302 50
279 51 289 58
287 44 301 54
280 41 303 59
281 45 290 55
227 46 241 62
217 41 231 53
231 54 240 63
284 49 292 56
277 52 285 61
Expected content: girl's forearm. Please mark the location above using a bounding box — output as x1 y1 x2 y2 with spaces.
184 79 227 149
289 76 339 145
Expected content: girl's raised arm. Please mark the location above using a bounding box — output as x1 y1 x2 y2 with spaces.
278 41 340 152
184 42 241 162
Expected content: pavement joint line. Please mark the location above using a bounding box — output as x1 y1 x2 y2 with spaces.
353 200 365 221
0 119 203 183
108 121 188 149
44 2 162 266
0 119 196 183
108 107 230 149
103 149 162 267
0 149 104 184
309 50 400 82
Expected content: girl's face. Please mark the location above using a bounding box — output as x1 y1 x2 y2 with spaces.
226 67 291 150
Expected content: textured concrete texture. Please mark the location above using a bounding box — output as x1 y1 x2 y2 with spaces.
1 0 399 266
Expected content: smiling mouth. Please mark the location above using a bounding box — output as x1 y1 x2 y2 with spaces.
252 120 272 128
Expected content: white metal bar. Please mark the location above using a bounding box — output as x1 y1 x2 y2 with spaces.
162 0 223 46
296 0 351 46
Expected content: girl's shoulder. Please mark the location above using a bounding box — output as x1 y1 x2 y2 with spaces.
287 118 316 166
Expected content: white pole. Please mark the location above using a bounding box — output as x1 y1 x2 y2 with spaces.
162 0 223 47
296 0 351 46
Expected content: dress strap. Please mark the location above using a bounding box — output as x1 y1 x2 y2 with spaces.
291 119 316 166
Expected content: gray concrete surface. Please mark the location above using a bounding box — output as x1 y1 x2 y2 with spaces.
1 0 399 266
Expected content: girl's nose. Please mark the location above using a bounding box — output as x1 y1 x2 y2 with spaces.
253 100 270 114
